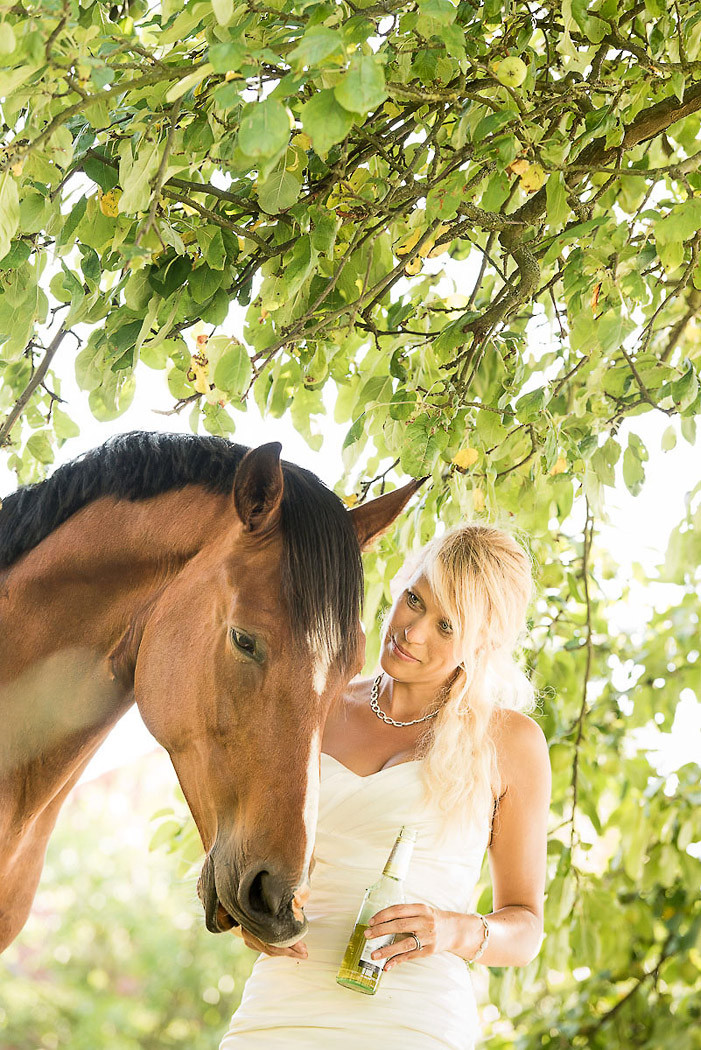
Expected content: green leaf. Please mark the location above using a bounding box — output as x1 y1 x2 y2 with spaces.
301 89 355 157
57 195 88 249
26 431 55 465
78 244 101 282
149 819 182 851
546 171 569 227
202 401 236 436
400 417 443 476
622 445 645 496
83 154 119 193
0 21 16 53
280 235 317 299
309 206 340 255
213 342 252 398
591 437 620 487
417 0 457 24
189 263 224 303
165 64 213 104
389 389 417 421
211 0 233 25
287 27 345 69
90 65 115 90
671 365 699 412
597 310 636 352
343 414 365 450
0 172 20 262
0 239 31 270
342 412 366 470
480 170 510 211
88 374 136 421
118 140 162 214
476 410 507 447
256 165 301 215
200 286 230 325
655 200 701 272
472 110 514 144
661 425 677 451
148 254 193 299
207 42 247 74
436 23 467 59
53 407 80 441
515 387 545 421
238 98 290 159
290 385 324 450
334 55 388 115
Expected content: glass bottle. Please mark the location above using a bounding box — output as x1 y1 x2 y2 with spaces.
336 825 418 994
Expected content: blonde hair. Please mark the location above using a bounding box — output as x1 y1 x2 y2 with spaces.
382 522 538 843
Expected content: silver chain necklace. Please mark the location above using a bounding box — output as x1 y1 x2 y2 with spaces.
369 673 441 728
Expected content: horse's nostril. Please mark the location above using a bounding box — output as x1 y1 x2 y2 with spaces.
245 868 287 919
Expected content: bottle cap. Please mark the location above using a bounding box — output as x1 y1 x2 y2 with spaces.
398 825 418 842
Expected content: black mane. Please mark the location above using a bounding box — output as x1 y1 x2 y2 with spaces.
0 431 363 671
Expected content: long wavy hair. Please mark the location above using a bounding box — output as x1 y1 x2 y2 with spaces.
381 522 538 844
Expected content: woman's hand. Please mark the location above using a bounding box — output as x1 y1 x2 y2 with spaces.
234 926 308 960
365 903 457 971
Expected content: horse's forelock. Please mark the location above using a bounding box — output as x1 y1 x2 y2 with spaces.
279 467 363 677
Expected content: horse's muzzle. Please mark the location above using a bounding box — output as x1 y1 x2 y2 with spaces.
197 852 309 947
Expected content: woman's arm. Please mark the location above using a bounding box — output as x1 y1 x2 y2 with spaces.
368 711 551 970
450 710 552 967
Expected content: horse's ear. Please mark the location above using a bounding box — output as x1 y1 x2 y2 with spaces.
232 442 284 533
349 476 428 550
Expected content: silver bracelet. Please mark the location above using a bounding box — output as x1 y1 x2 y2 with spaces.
467 913 490 964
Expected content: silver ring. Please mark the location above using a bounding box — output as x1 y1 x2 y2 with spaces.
409 932 422 952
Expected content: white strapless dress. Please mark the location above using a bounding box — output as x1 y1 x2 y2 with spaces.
219 752 490 1049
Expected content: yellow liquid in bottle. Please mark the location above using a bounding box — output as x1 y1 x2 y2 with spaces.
336 923 385 995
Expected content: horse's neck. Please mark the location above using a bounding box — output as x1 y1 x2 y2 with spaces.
0 485 229 825
1 486 230 671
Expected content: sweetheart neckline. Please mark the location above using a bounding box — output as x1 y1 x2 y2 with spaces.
321 751 421 780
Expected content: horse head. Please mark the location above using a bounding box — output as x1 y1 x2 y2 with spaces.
119 441 423 947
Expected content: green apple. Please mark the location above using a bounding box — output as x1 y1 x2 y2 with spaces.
494 57 528 88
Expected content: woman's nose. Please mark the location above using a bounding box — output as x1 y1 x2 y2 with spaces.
404 620 425 643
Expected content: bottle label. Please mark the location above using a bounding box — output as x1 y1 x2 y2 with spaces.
358 929 393 972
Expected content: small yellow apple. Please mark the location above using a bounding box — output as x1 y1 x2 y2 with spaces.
494 56 528 88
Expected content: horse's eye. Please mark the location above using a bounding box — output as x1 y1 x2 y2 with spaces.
231 629 257 657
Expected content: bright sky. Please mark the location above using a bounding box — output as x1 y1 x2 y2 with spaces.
1 269 699 788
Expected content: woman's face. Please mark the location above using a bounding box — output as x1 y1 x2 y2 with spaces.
380 572 462 685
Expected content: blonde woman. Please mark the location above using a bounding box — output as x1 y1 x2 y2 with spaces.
219 523 551 1050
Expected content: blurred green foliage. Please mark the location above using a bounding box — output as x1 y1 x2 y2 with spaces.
0 757 254 1050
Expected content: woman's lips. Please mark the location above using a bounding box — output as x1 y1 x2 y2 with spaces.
391 636 420 662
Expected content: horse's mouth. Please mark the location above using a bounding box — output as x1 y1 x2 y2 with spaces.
199 868 241 933
214 902 239 932
198 857 238 933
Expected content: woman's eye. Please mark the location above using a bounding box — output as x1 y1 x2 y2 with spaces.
231 629 257 656
440 621 452 635
406 590 419 606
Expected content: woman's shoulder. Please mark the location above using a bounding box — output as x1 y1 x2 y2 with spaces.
491 708 550 784
492 705 546 739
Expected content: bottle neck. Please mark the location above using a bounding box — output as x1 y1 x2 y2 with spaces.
382 836 415 881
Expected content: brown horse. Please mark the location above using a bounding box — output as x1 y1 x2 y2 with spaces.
0 431 422 952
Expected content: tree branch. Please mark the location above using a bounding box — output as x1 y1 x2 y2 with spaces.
0 326 70 447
